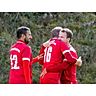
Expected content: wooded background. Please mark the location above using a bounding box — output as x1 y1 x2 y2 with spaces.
0 12 96 84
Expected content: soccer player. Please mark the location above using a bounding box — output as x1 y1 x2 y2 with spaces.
9 26 42 84
39 27 81 84
41 28 82 84
60 28 82 84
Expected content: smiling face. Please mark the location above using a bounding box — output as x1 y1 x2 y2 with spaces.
17 26 32 44
59 31 67 42
59 30 70 43
59 28 73 43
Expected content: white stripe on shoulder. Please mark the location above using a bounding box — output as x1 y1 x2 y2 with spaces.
10 48 20 53
70 47 76 52
22 58 30 61
63 50 70 54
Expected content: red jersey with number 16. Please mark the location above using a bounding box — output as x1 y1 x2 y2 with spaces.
9 40 32 84
39 38 73 84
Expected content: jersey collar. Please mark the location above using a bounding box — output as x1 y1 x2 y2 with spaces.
17 40 26 44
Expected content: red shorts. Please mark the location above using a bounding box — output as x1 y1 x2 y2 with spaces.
40 73 60 84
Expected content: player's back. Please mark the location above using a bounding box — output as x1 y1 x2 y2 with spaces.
43 38 64 68
40 38 65 84
40 38 72 84
9 40 29 84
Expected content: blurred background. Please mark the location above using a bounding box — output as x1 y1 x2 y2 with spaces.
0 12 96 84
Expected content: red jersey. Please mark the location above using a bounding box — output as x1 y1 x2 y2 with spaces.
39 38 75 84
43 38 67 68
9 40 32 84
41 43 78 84
61 45 78 84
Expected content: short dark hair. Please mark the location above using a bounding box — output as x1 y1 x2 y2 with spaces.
17 26 30 39
62 28 73 42
51 27 62 38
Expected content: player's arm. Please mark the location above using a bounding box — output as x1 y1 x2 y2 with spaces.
40 61 68 78
42 39 50 47
22 60 31 84
45 55 82 73
22 46 32 84
63 50 77 63
41 56 82 77
63 52 82 66
32 53 44 64
38 45 45 65
40 60 69 78
61 42 82 65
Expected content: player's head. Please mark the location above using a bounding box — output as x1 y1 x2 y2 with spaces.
51 27 63 38
17 26 32 44
59 28 73 43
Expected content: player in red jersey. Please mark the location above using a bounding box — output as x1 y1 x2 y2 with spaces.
59 28 82 84
39 27 81 84
9 26 42 84
40 28 82 84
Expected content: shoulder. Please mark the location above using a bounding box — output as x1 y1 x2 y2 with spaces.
24 45 31 50
19 43 31 52
54 38 62 44
60 40 68 47
70 45 76 52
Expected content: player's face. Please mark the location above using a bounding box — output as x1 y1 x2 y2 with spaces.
59 31 67 42
24 31 32 44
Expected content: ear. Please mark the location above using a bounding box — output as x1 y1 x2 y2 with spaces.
22 34 25 38
67 38 70 42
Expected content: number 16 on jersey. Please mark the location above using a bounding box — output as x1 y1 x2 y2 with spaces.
44 46 52 63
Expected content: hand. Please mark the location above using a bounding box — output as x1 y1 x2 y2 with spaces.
75 56 82 67
40 68 47 78
43 40 50 47
37 53 44 60
43 39 56 47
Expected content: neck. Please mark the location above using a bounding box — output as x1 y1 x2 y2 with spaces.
18 38 24 42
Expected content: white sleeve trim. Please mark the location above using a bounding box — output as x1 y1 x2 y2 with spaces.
63 50 70 54
22 58 30 61
10 48 20 53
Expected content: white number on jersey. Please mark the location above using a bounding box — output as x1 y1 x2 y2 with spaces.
10 55 20 69
44 46 52 62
